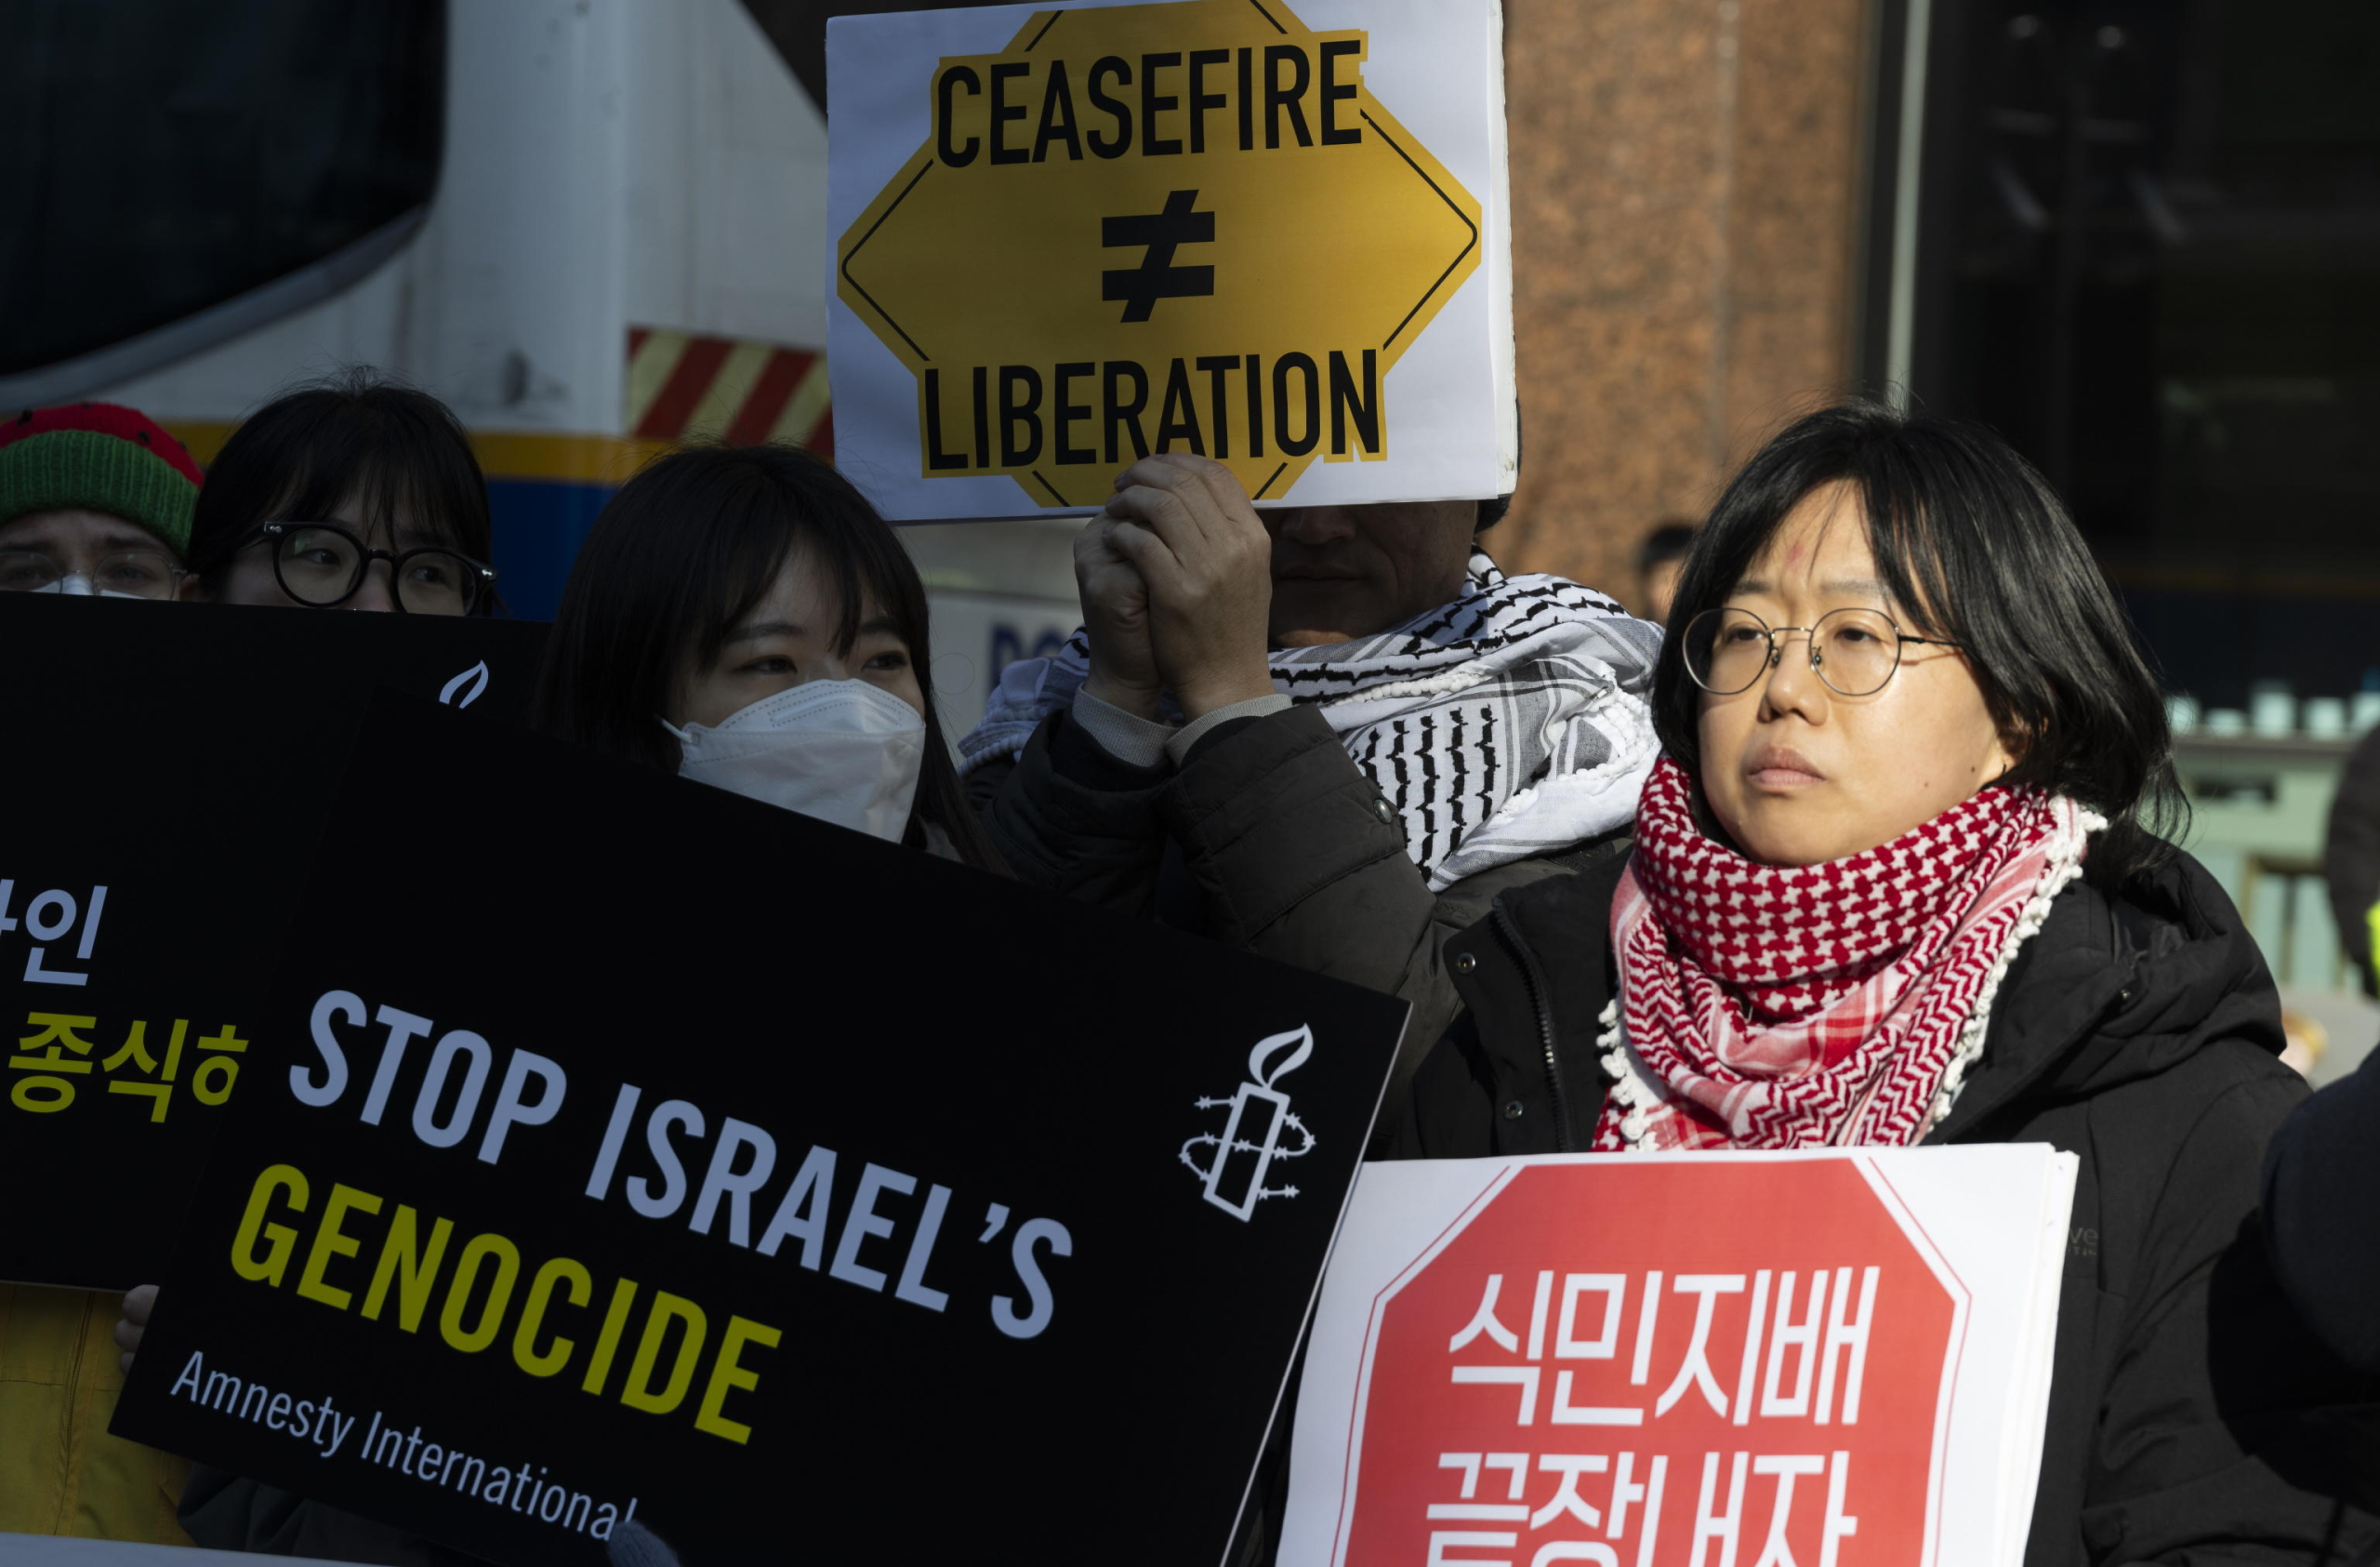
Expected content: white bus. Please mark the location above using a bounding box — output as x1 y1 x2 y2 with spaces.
0 0 1079 730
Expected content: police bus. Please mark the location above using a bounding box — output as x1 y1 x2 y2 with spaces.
0 0 1078 730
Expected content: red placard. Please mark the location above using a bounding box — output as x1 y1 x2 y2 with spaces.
1327 1160 1965 1567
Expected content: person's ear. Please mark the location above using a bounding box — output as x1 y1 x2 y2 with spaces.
1987 714 2033 785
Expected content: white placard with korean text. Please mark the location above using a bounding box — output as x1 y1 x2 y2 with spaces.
1283 1146 2077 1567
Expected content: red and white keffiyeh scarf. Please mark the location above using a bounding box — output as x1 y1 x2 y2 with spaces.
1593 755 2104 1151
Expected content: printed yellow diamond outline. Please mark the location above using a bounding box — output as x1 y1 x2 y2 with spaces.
837 0 1484 509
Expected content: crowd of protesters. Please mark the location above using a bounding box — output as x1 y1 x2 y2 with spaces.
3 365 2375 1565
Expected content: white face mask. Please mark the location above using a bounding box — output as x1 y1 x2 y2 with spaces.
32 574 146 600
664 679 927 843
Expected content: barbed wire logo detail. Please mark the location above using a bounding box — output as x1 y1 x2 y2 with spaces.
1181 1025 1317 1222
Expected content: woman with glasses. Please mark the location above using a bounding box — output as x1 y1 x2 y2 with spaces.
181 370 498 617
1388 404 2376 1559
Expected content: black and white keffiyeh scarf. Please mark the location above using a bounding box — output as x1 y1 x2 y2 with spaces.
958 550 1664 891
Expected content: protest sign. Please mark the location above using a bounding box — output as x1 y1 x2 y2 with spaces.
112 692 1410 1566
826 0 1515 518
1283 1148 2078 1567
0 595 549 1288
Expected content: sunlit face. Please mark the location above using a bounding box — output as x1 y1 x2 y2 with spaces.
203 494 464 612
1265 499 1478 647
668 542 926 730
1695 481 2016 866
0 509 182 598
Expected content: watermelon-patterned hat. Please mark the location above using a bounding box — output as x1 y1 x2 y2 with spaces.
0 403 205 556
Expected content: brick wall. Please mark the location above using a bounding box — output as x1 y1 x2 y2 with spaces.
1493 0 1871 612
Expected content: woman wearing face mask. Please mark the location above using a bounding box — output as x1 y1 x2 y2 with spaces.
536 442 998 868
181 369 499 616
158 447 992 1560
1391 405 2377 1560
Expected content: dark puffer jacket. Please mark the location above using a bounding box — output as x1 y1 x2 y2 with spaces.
2323 726 2380 996
1394 848 2380 1564
2265 1046 2380 1379
974 702 1627 1104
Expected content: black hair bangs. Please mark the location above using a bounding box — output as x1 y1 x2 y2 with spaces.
669 448 927 679
1656 401 2184 886
257 409 489 561
185 367 494 592
534 443 1004 875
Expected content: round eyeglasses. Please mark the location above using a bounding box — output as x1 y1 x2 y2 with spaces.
258 523 496 616
1682 606 1964 698
0 549 186 600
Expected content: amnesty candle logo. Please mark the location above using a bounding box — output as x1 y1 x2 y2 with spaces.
836 0 1484 509
1182 1025 1317 1221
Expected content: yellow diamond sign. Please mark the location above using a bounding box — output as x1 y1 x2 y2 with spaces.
835 0 1488 510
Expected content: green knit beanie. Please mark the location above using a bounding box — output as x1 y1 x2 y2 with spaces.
0 403 205 556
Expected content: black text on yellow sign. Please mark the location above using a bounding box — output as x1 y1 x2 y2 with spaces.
838 0 1483 506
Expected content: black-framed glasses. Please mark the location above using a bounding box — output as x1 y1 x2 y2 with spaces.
0 549 186 599
257 522 496 616
1682 606 1964 697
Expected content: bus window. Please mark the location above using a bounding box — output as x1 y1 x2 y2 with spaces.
0 0 443 385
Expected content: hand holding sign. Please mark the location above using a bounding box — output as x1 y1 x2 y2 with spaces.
115 1281 156 1373
1103 453 1276 720
1072 511 1165 721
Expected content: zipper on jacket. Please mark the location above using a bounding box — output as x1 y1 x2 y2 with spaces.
1492 903 1574 1152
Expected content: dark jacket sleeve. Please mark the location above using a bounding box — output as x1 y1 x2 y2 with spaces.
2324 727 2380 996
2264 1046 2380 1376
975 710 1171 915
1160 703 1492 1109
179 1467 488 1564
2077 1062 2380 1561
985 701 1608 1121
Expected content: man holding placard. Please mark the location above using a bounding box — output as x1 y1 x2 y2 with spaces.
823 0 1660 1078
961 453 1659 1098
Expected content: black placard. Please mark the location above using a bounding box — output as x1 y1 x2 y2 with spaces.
112 693 1408 1566
0 594 550 1287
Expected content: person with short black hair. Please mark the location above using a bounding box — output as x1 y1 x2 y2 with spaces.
963 457 1660 1093
1633 516 1697 626
1392 401 2377 1561
183 369 498 616
536 442 998 869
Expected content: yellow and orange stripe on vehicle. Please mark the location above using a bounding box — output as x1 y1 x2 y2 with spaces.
165 327 831 489
625 327 832 455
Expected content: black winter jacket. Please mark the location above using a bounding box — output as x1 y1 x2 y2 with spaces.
974 702 1627 1105
1395 848 2380 1565
2265 1046 2380 1379
178 1467 483 1563
2324 727 2380 997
